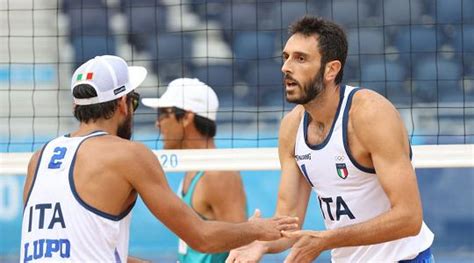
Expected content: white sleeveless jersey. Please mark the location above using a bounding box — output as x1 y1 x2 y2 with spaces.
20 131 134 262
294 85 434 262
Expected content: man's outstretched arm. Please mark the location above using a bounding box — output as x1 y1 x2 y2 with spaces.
124 142 299 253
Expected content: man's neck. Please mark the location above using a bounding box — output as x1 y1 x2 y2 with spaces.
303 84 341 127
182 136 216 149
72 120 117 137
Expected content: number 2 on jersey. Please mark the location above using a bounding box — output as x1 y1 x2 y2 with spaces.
48 147 67 169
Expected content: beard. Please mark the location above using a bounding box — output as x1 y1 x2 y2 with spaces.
285 66 325 105
117 111 133 140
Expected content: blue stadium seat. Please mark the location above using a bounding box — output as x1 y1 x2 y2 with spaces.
280 2 310 30
358 0 384 26
412 56 463 103
245 60 282 86
346 29 360 55
463 0 474 23
385 82 411 106
464 53 474 78
233 32 276 60
232 31 276 80
264 1 315 30
219 2 257 32
149 33 193 60
263 1 331 31
414 56 462 81
244 60 283 106
453 25 474 53
194 64 237 108
342 55 361 81
332 0 371 27
188 0 226 22
440 25 462 52
120 0 167 53
360 58 406 82
62 0 110 37
383 0 424 25
359 79 411 107
61 0 116 68
436 0 462 24
72 36 116 69
148 33 193 82
360 27 385 54
439 80 464 104
395 26 438 53
359 57 408 103
194 64 234 90
347 27 385 55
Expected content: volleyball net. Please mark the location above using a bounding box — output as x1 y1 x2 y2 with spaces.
1 0 473 172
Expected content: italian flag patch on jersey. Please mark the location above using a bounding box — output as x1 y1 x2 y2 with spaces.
336 163 349 179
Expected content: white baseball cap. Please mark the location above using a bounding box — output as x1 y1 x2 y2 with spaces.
71 55 147 105
142 78 219 121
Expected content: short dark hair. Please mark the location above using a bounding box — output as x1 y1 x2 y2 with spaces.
73 84 134 123
174 107 217 138
289 16 348 84
193 115 216 138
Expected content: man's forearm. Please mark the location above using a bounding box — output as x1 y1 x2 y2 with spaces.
196 221 262 253
321 209 421 250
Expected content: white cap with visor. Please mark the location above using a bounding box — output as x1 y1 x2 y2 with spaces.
71 55 147 105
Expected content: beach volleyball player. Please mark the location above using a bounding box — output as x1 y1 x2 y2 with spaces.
19 55 298 262
227 16 434 263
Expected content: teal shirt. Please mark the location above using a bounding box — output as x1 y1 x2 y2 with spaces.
177 171 229 263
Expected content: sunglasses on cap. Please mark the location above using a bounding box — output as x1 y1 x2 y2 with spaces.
128 91 140 112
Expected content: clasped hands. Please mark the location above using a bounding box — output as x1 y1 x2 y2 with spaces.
226 209 324 263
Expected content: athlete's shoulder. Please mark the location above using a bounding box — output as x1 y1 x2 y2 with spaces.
280 105 304 137
282 104 305 124
350 88 406 143
202 170 241 190
350 88 399 121
87 135 155 164
28 148 43 170
279 105 304 155
120 139 156 163
203 170 241 184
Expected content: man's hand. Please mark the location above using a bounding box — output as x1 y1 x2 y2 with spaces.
249 208 261 221
225 241 267 263
281 230 325 263
252 213 299 241
226 210 267 263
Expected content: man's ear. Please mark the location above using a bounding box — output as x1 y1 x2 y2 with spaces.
324 60 342 83
118 96 129 115
182 111 195 127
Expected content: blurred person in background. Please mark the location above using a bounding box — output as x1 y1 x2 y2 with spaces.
143 78 248 263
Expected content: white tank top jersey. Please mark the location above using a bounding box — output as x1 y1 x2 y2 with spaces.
20 131 135 262
294 85 434 262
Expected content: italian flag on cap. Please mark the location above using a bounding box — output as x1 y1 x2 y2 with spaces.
76 72 94 81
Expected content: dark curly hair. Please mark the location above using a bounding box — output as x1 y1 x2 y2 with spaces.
289 16 348 84
72 84 135 123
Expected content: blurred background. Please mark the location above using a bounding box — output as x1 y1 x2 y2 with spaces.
0 0 473 262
